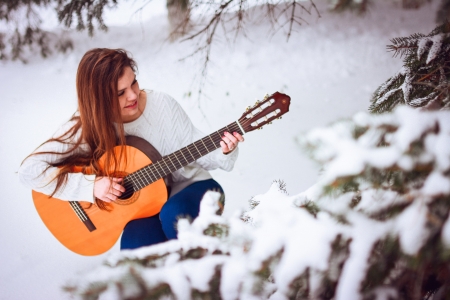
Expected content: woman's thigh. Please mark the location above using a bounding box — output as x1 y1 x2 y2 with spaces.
159 179 224 239
120 213 168 250
120 179 224 250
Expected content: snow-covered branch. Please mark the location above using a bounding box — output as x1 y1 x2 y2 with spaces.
65 107 450 299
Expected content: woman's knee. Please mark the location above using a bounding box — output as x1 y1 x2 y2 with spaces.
160 196 199 223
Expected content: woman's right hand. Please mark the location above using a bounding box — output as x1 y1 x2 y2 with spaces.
94 177 125 202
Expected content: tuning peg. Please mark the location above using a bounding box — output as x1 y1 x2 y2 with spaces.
259 127 263 130
263 93 269 100
278 116 282 120
255 100 260 106
246 106 251 111
269 122 272 124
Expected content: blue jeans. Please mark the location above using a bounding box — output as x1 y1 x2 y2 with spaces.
120 179 224 250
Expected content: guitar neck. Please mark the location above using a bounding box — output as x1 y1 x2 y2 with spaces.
123 121 244 193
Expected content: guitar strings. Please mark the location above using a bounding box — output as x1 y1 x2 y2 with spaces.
119 114 263 193
87 115 261 214
119 121 244 193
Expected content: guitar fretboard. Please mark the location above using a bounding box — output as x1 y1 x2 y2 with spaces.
120 121 243 197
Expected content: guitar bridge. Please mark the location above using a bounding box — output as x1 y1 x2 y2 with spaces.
69 201 96 232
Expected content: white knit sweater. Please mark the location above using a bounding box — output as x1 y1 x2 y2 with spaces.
18 90 239 202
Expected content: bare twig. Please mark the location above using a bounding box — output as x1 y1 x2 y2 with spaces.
174 0 319 100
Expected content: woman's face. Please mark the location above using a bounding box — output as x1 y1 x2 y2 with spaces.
117 66 141 122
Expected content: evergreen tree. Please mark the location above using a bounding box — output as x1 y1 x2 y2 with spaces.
370 22 450 113
64 106 450 299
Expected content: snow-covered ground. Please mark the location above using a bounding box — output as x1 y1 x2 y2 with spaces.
0 1 437 299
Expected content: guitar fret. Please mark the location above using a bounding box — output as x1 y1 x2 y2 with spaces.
133 173 144 189
127 173 140 189
152 162 164 178
139 170 149 187
161 158 173 174
158 161 169 177
192 142 202 157
177 149 188 165
159 161 170 176
138 169 150 186
234 122 243 134
213 131 222 145
208 135 217 147
200 138 210 152
142 167 153 184
226 124 233 134
173 152 183 167
147 165 158 182
237 122 244 135
201 136 215 153
207 136 216 150
132 170 143 187
185 146 195 161
167 155 178 170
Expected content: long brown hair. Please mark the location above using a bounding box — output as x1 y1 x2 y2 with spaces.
30 48 137 206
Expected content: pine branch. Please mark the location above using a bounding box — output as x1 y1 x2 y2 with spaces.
370 71 406 113
370 22 450 113
57 0 117 36
0 0 72 61
387 33 425 58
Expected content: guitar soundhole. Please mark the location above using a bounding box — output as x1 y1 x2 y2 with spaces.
114 190 139 205
111 172 140 206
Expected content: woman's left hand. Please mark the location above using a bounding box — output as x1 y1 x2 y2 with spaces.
220 131 244 154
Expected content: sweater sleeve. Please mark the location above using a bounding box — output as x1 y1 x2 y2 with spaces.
18 120 96 203
164 93 239 172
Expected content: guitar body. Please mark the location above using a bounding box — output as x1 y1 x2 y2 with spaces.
32 136 168 256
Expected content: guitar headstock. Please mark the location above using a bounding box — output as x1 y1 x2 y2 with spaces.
238 92 290 133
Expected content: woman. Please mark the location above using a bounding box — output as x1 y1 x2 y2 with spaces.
18 48 243 250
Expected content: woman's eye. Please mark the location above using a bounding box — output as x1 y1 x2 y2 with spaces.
118 91 124 96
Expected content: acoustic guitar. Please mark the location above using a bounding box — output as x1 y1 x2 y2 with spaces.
32 92 291 255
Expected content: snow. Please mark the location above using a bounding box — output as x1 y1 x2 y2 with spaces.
370 287 398 300
334 213 390 299
426 34 444 64
303 106 450 190
356 189 403 214
417 35 429 60
442 214 450 246
0 0 441 299
393 199 429 255
422 171 450 196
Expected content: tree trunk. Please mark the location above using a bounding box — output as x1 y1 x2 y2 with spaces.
167 0 190 40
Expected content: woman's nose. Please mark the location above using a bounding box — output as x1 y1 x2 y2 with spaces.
127 89 138 100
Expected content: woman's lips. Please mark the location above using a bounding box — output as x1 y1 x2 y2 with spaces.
125 100 138 109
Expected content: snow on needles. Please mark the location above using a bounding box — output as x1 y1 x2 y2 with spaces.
300 106 450 187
